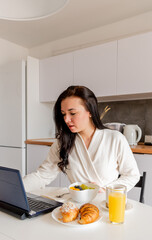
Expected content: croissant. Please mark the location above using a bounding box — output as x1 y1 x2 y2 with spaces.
78 203 99 224
60 202 79 223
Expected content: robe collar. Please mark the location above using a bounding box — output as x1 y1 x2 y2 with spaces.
75 129 104 186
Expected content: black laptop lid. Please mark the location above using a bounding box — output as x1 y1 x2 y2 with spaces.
0 166 30 212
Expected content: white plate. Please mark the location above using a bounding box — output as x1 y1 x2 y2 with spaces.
52 206 103 227
100 200 133 211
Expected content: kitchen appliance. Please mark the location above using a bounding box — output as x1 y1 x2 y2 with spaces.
0 61 26 176
123 125 142 146
104 122 126 133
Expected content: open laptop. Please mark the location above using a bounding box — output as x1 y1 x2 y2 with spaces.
0 166 63 220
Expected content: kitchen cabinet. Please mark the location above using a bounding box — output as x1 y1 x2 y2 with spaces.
39 41 117 101
39 52 73 102
73 41 117 97
128 154 152 206
39 31 152 101
27 144 70 187
117 32 152 95
0 147 26 176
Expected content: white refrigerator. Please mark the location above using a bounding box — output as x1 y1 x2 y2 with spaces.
0 60 26 176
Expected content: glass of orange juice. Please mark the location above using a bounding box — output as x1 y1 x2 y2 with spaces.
108 185 127 224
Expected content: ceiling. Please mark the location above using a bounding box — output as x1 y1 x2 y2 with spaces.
0 0 152 49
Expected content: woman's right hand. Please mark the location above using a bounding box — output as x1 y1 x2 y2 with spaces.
89 182 105 193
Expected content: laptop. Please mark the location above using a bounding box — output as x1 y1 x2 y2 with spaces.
0 166 63 220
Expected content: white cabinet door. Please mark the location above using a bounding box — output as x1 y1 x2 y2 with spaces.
0 147 26 177
0 61 26 148
73 41 117 97
27 144 70 187
39 52 73 102
60 172 70 187
117 32 152 95
128 154 152 206
27 145 50 173
27 144 59 187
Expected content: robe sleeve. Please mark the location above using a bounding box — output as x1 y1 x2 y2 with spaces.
110 134 140 192
23 139 61 192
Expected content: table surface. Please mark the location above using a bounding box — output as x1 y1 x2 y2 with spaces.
0 187 152 240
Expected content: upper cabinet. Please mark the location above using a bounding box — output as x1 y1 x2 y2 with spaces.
39 41 117 102
117 32 152 95
73 41 117 97
39 52 73 102
39 31 152 102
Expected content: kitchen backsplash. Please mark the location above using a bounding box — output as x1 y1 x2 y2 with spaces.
98 99 152 142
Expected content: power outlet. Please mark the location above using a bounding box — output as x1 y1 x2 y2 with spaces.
144 135 152 145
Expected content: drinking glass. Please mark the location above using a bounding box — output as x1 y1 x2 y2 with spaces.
107 184 127 224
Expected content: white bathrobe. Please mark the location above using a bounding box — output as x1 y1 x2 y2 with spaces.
23 129 140 192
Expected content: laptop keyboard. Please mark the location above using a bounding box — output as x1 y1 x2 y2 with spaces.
27 197 54 212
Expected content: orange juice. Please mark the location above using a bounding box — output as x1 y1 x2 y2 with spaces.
109 192 126 223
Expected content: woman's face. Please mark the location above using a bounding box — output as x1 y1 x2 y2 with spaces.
61 96 93 134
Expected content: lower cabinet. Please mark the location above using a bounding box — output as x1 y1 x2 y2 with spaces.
127 154 152 206
27 144 70 187
0 146 26 177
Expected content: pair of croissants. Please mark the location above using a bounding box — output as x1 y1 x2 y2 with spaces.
60 202 99 224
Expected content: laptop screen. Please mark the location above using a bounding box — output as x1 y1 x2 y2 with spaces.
0 166 30 211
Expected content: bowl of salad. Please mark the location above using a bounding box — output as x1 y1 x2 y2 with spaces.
68 182 100 203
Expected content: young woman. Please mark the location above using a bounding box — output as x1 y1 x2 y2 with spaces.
23 86 140 192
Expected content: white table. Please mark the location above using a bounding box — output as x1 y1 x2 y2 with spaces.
0 187 152 240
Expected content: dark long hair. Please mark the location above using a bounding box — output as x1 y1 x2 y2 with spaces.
54 86 105 173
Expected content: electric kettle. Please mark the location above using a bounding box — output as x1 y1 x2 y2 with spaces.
104 122 126 133
123 125 142 146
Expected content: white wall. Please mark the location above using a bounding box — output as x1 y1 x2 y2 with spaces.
27 56 55 139
29 11 152 59
0 38 28 66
